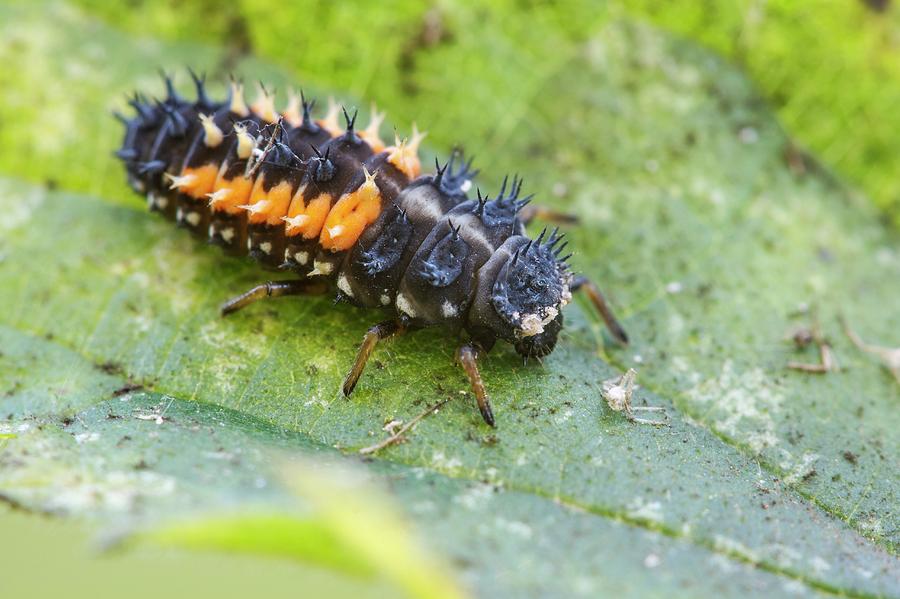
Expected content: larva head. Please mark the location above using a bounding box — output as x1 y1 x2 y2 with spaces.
490 229 572 358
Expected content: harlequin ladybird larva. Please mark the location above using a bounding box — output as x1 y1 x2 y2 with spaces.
115 71 629 427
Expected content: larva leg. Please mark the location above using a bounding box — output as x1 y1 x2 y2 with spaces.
343 320 408 396
457 342 495 427
570 275 629 345
519 204 579 226
220 279 327 316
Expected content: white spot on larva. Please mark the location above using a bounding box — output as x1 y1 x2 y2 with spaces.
337 274 353 297
295 251 309 265
441 300 458 318
396 293 416 318
518 307 558 337
185 212 201 227
199 113 223 147
146 193 157 210
460 179 472 193
259 241 272 255
165 172 197 190
307 259 334 277
380 294 391 306
220 227 235 243
175 207 183 221
207 224 215 237
156 196 169 209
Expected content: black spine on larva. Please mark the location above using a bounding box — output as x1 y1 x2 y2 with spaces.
116 75 574 358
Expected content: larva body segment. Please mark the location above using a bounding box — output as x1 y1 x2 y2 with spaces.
115 73 627 426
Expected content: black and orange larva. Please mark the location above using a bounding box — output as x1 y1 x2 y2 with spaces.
115 72 628 426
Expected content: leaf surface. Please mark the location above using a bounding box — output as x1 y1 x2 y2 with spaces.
0 3 898 598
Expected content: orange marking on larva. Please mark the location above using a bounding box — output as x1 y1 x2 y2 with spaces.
281 192 333 239
282 185 310 236
250 83 278 123
179 164 220 199
209 172 253 215
317 98 343 137
386 126 426 179
300 193 333 239
359 104 386 153
320 169 382 251
282 90 303 127
241 178 293 226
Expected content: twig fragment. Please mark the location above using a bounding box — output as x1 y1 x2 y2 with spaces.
359 398 450 455
786 310 838 374
840 315 900 385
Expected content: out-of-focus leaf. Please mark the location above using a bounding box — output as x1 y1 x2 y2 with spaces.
142 460 466 599
1 3 899 598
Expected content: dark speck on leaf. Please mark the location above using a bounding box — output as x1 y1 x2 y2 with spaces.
843 451 858 465
97 361 124 375
112 383 143 397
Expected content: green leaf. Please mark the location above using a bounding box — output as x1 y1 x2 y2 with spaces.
1 2 899 598
139 460 467 599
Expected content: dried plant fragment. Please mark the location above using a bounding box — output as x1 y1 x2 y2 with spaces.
840 315 900 386
601 368 668 426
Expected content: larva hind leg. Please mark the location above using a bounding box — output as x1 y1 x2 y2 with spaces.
342 320 409 396
570 275 629 345
220 279 328 316
519 204 579 226
457 342 495 427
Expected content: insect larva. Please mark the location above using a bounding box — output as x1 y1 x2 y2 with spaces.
115 72 628 426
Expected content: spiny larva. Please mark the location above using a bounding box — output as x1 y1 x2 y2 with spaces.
114 72 628 427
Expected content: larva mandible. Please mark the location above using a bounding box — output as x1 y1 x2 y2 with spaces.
114 71 628 427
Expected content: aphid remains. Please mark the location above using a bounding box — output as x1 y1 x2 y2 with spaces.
115 72 629 426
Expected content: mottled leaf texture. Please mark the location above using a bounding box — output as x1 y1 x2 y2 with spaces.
0 3 898 599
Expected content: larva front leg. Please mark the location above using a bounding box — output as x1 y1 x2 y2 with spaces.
569 275 629 345
342 320 410 396
457 342 495 427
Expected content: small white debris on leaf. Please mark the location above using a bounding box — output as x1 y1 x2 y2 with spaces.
600 368 669 426
841 315 900 386
382 419 403 435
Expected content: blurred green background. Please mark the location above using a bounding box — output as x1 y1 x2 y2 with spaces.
2 1 899 598
69 0 900 227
